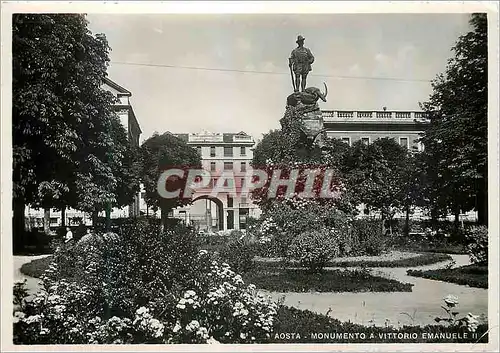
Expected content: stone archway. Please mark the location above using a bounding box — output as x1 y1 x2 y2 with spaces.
192 195 224 231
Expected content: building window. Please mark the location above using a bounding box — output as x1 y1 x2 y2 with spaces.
241 161 247 172
210 162 216 171
224 162 233 170
240 196 247 205
240 146 246 156
341 137 351 146
227 196 234 208
361 137 370 145
50 217 58 224
196 146 202 155
399 137 409 149
210 146 216 157
224 146 233 157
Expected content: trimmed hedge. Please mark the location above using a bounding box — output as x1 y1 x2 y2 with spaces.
407 264 488 288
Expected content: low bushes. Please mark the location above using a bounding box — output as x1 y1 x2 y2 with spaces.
287 229 340 273
218 231 256 273
464 225 488 264
13 218 278 344
350 218 386 256
407 264 488 288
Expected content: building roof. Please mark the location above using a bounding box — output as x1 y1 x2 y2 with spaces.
173 131 254 145
103 77 132 96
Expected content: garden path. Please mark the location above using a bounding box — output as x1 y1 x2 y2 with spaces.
262 254 488 328
13 254 488 328
13 255 51 296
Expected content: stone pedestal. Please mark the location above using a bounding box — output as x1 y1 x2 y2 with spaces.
301 109 325 146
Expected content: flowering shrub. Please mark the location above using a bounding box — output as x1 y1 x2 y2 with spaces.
287 229 340 272
13 219 278 344
464 225 488 264
257 198 352 258
435 295 480 332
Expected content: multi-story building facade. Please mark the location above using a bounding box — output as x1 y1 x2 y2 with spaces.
322 109 426 151
25 78 142 229
170 131 260 231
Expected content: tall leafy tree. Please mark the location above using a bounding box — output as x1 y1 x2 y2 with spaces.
345 138 410 230
419 13 488 225
12 14 132 245
140 132 202 230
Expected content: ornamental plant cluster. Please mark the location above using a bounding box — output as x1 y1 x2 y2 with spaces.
13 219 278 344
251 195 385 272
464 225 488 264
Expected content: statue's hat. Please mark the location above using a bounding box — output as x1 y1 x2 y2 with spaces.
296 35 305 43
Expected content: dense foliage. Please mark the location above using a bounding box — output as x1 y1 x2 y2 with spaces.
140 133 202 229
12 14 139 248
418 13 488 225
13 219 278 344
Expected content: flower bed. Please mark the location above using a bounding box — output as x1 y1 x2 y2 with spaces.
242 265 413 293
330 252 452 268
13 220 279 344
407 264 488 288
262 306 488 343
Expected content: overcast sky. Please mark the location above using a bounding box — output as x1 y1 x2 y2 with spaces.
86 13 472 143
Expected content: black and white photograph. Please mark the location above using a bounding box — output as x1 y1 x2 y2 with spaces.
1 2 499 351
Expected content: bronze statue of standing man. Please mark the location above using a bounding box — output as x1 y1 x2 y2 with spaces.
289 35 315 92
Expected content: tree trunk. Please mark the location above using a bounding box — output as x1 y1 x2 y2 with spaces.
160 207 168 233
105 202 111 233
61 207 66 227
405 204 410 236
43 208 51 235
92 210 99 228
454 207 460 230
13 198 26 253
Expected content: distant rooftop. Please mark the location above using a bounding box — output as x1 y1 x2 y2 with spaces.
174 131 254 144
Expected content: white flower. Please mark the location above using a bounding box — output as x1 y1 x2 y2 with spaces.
136 306 149 316
443 295 459 307
199 249 208 256
173 322 182 333
240 332 247 339
186 320 200 331
24 314 42 324
40 327 50 335
465 313 480 332
13 311 25 323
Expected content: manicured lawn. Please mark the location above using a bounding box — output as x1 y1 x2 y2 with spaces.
263 306 488 343
330 252 452 268
243 264 413 293
20 255 53 278
407 264 488 288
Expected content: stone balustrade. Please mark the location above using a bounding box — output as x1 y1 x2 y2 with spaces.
322 110 428 120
